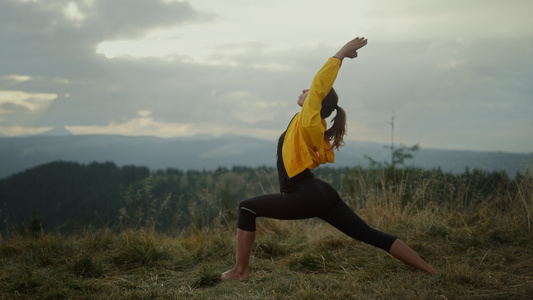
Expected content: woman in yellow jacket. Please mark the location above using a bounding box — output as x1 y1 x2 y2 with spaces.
222 37 435 280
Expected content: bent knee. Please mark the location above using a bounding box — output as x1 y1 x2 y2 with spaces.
237 201 257 231
239 201 257 215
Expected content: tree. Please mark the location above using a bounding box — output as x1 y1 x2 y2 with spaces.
365 114 419 169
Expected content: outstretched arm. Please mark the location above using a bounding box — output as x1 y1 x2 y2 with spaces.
298 37 368 148
334 37 368 61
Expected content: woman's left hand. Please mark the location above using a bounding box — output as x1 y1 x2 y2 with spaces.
334 37 368 60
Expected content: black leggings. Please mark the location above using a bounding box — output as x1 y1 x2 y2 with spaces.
237 178 397 252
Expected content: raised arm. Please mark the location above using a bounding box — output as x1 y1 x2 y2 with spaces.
299 37 368 128
334 37 368 61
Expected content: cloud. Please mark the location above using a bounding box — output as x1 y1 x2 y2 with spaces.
1 0 212 37
0 90 57 111
62 2 86 25
66 114 193 137
0 125 53 137
0 0 532 153
363 0 533 40
0 0 213 67
65 109 282 139
0 90 58 128
2 75 32 82
0 0 214 126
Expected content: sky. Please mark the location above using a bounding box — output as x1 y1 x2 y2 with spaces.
0 0 532 153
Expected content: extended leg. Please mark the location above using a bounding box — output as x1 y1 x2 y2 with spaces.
321 200 435 273
389 239 436 273
221 228 256 280
320 200 397 252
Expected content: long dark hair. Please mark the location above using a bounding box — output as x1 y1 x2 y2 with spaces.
321 88 346 150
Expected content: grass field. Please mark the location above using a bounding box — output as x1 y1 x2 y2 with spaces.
1 169 532 299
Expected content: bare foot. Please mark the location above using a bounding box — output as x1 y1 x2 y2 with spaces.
221 268 249 281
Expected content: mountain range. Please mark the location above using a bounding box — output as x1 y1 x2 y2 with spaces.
1 130 531 179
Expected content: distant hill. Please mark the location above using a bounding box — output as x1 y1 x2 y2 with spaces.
38 126 73 136
0 161 150 232
0 134 531 179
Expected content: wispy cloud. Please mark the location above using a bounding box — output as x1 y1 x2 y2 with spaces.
0 90 57 112
0 0 531 152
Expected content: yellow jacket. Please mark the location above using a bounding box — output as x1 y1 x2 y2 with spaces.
282 57 341 178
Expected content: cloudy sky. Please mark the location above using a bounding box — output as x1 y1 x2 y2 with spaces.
0 0 531 153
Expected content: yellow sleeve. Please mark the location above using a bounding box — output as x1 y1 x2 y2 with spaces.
299 57 342 149
282 57 341 178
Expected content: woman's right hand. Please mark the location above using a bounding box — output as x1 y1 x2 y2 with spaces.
334 37 368 60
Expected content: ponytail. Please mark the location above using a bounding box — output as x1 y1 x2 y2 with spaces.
320 87 347 150
324 106 346 150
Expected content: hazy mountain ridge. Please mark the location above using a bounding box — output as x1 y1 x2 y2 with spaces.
0 134 531 179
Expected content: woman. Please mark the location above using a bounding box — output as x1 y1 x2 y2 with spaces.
222 37 436 280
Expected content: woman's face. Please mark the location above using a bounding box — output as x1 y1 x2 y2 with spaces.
297 89 309 107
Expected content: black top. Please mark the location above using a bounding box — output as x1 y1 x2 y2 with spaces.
276 130 314 193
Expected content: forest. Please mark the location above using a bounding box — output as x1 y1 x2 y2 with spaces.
0 160 527 235
0 161 531 298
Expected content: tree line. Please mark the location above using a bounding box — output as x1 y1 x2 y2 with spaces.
0 161 529 234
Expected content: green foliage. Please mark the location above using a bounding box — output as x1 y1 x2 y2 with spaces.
365 143 420 169
0 161 149 233
2 160 530 238
339 166 529 213
111 230 171 268
20 212 45 236
1 211 531 298
0 166 531 298
191 265 222 288
70 252 104 278
119 177 172 232
288 251 328 273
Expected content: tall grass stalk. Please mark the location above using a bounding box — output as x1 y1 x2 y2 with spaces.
1 167 532 299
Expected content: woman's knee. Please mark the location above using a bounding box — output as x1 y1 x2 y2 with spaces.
237 200 258 231
239 200 258 216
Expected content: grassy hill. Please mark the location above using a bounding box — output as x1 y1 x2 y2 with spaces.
0 167 532 298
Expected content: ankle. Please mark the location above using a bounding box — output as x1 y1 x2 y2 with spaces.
222 267 250 281
234 265 248 274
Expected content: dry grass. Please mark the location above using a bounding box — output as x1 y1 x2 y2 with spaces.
1 169 532 299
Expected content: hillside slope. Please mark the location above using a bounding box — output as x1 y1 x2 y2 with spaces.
1 134 531 179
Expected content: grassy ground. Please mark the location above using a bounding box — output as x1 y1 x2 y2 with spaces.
1 170 532 299
1 205 532 299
